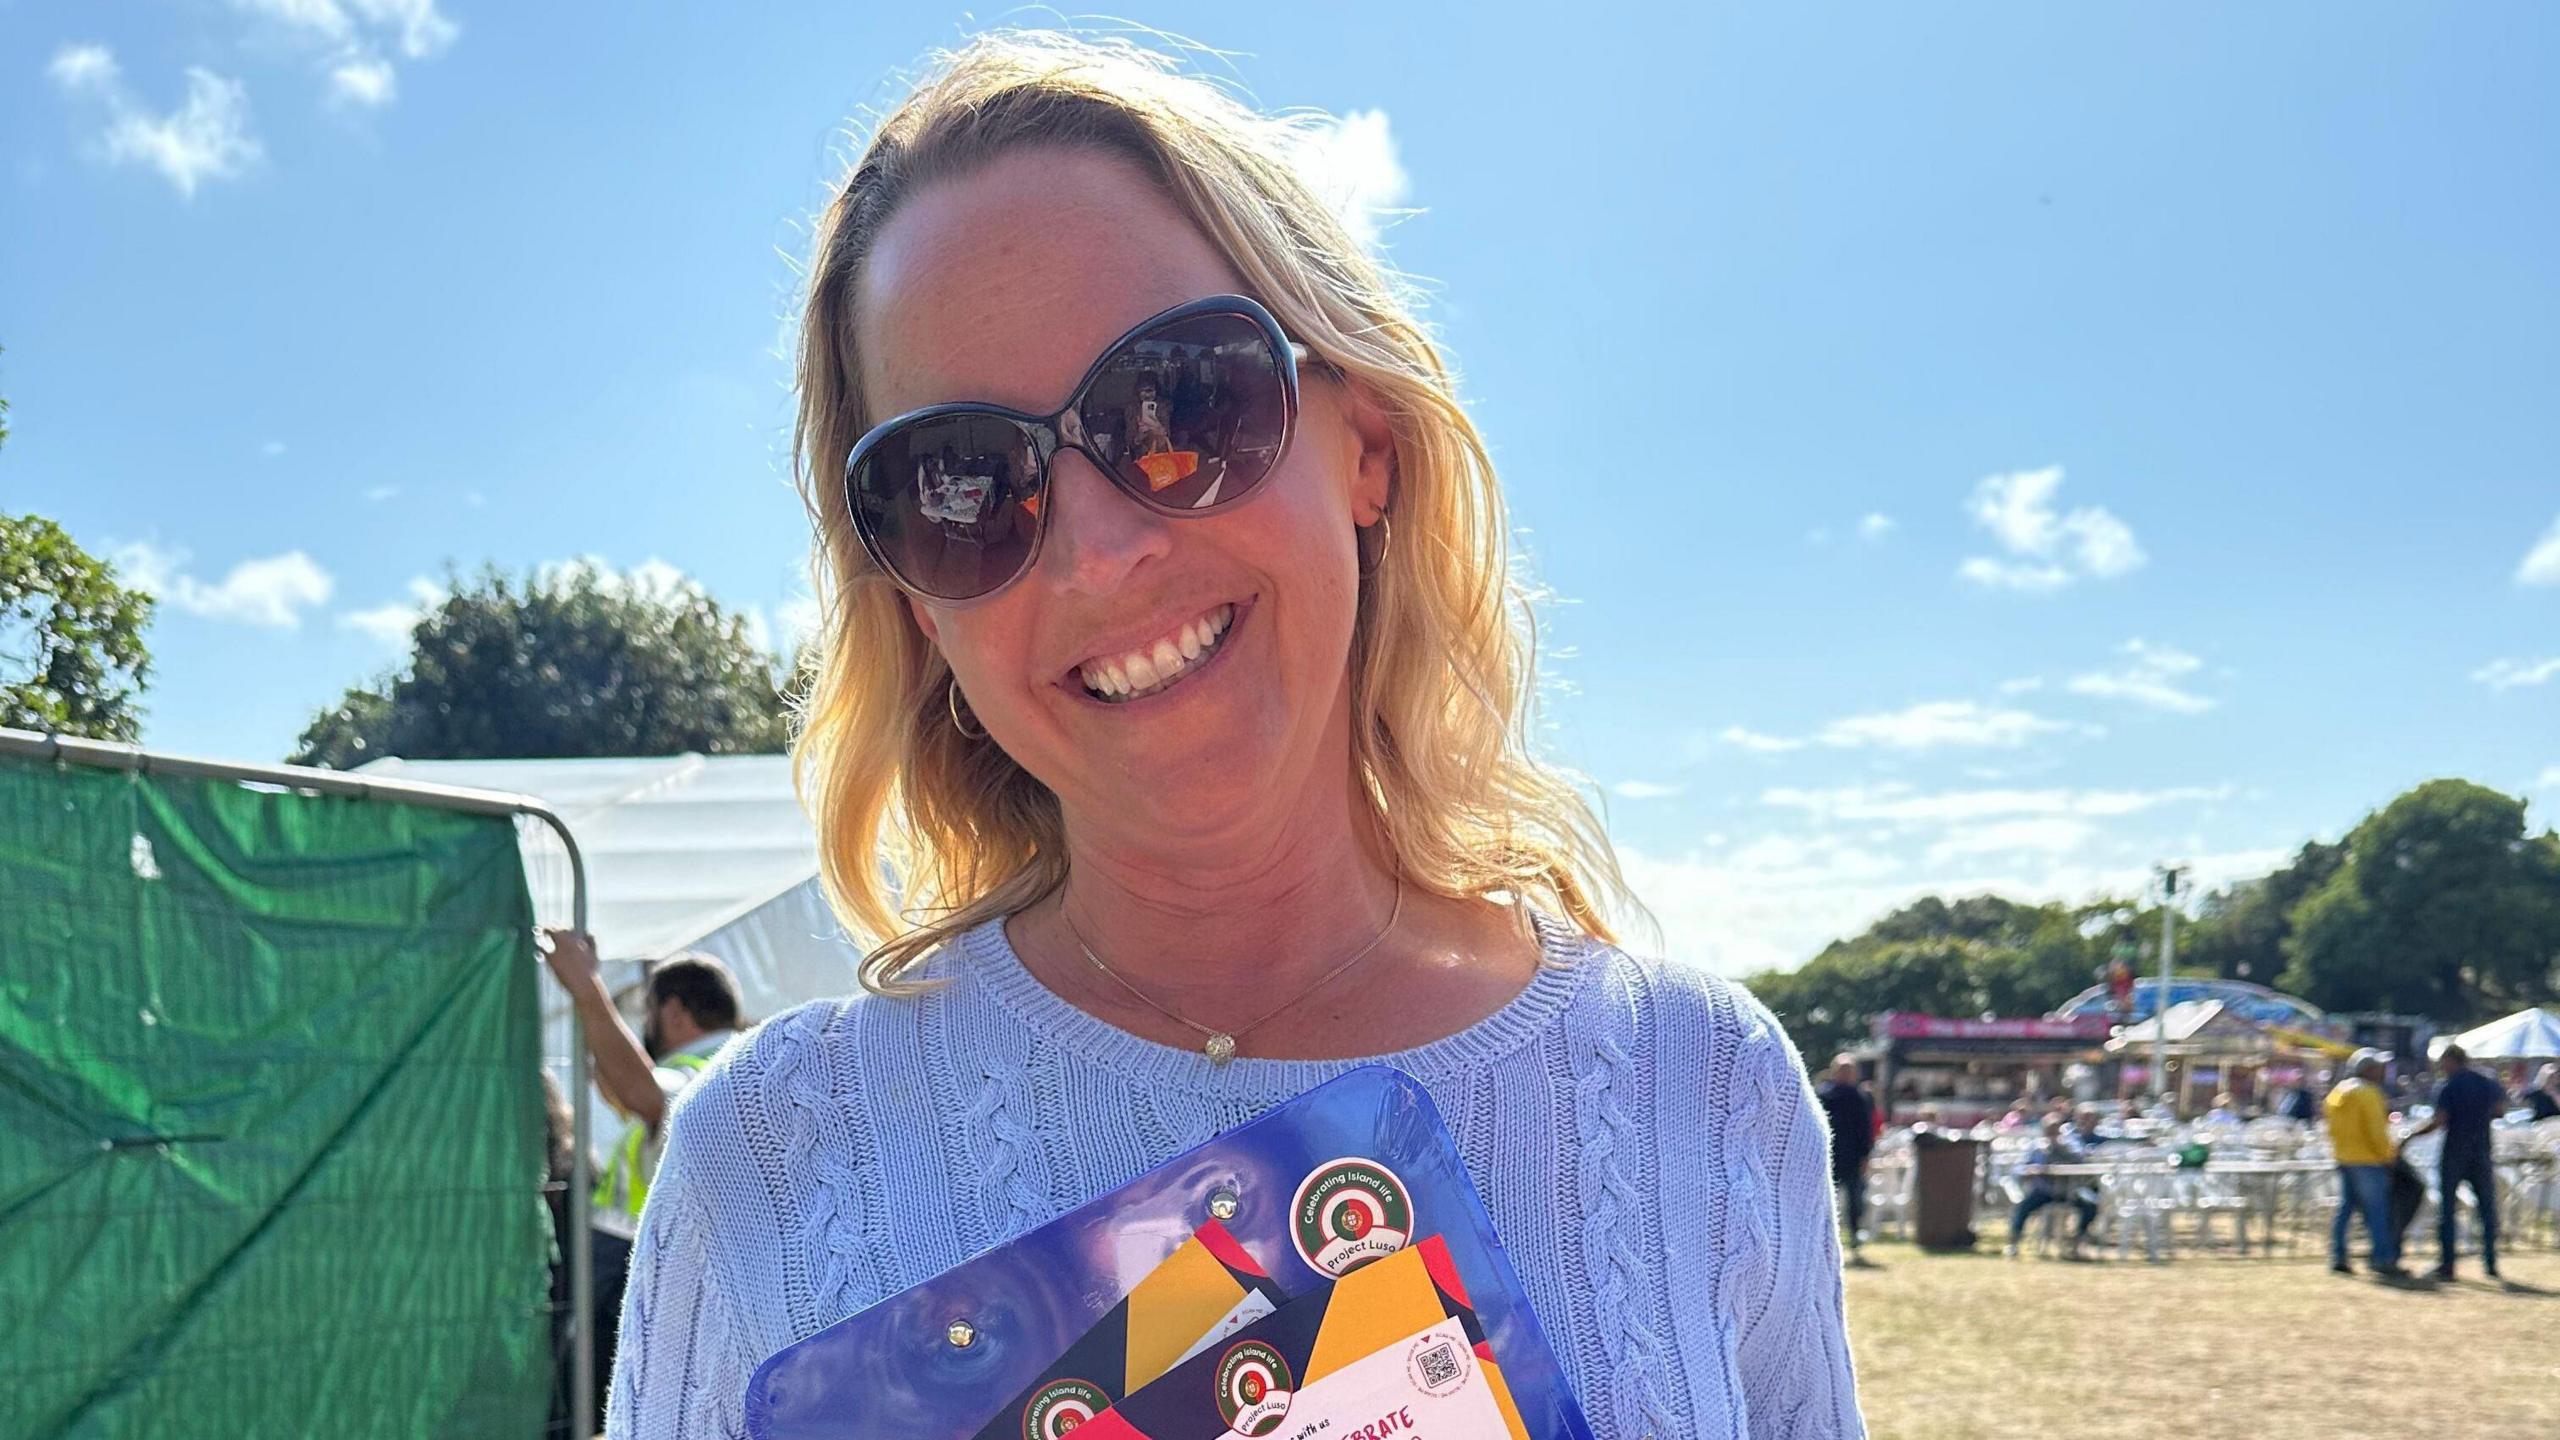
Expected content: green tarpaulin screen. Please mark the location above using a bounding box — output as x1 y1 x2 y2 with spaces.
0 757 551 1439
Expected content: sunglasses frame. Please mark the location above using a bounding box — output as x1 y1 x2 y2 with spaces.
842 293 1315 606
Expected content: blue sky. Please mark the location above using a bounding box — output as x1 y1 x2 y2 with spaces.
5 2 2555 974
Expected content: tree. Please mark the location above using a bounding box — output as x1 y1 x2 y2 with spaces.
292 564 791 767
2183 840 2344 983
0 370 155 739
2278 780 2560 1020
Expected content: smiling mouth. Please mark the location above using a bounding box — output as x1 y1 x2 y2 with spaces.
1075 603 1237 704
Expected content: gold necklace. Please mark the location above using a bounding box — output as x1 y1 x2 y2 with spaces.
1058 879 1406 1064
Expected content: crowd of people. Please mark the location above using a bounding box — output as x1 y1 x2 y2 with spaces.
1811 1043 2560 1279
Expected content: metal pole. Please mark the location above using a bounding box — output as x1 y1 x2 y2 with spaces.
0 728 595 1434
2155 863 2185 1117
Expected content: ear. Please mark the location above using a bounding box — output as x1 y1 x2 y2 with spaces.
903 592 944 650
1334 376 1398 526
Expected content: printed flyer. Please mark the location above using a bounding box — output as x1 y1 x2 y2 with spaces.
1071 1237 1530 1440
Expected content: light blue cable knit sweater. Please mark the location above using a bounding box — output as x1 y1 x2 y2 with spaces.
607 914 1865 1439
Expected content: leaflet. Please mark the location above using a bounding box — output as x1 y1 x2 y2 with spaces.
978 1219 1288 1440
1075 1237 1530 1440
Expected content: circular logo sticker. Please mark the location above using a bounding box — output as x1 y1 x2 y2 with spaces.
1290 1156 1414 1277
1214 1341 1295 1436
1021 1378 1110 1439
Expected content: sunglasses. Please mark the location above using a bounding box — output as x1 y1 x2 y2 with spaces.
843 294 1311 603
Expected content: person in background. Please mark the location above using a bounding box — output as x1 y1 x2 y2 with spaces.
2005 1114 2097 1259
2279 1073 2323 1123
537 1070 583 1440
2528 1064 2560 1123
539 931 744 1436
2405 1043 2503 1281
2326 1048 2405 1279
2204 1091 2242 1125
1996 1096 2034 1130
1816 1053 1877 1263
2069 1104 2108 1150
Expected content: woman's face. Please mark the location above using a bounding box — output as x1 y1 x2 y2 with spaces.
857 148 1391 847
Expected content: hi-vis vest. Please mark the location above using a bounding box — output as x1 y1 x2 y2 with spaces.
593 1050 711 1221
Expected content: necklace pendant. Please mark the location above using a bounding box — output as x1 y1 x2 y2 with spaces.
1203 1032 1238 1064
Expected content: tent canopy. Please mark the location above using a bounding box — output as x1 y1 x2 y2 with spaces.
355 754 861 1042
2442 1006 2560 1061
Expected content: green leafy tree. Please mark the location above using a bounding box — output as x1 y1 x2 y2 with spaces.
292 564 790 767
0 368 155 742
2278 780 2560 1019
1 515 155 741
2183 839 2344 983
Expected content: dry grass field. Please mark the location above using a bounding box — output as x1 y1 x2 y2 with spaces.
1842 1243 2560 1439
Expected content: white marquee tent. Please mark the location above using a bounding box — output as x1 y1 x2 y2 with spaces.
355 755 858 1130
2439 1006 2560 1062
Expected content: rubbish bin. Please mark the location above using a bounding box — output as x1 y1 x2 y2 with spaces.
1910 1127 1982 1251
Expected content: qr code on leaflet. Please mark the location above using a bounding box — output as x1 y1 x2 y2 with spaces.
1408 1337 1466 1397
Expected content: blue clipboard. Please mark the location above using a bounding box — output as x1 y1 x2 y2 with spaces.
744 1065 1594 1439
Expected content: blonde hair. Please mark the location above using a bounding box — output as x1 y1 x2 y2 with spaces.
792 31 1631 991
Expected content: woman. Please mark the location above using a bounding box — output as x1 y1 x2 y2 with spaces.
612 32 1861 1439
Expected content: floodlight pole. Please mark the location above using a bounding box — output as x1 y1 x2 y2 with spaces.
2155 863 2186 1117
0 728 597 1431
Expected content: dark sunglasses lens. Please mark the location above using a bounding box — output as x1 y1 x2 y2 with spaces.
1076 311 1287 512
850 414 1043 600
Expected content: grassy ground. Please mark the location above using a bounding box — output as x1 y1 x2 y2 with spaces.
1843 1243 2560 1439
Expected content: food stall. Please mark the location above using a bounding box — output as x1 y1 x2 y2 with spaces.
1868 1013 2117 1127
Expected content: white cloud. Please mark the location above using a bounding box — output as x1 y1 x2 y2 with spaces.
260 439 287 457
2067 638 2215 714
1718 724 1807 754
1926 817 2097 863
1620 838 2294 977
2519 514 2560 586
234 0 456 111
339 575 445 648
1857 512 1897 541
1959 466 2145 592
1764 782 2232 825
1817 699 2076 751
363 483 399 502
49 44 119 90
2536 767 2560 791
2474 656 2560 691
348 0 459 58
51 49 261 198
1290 109 1409 249
1611 779 1686 800
1997 677 2044 695
329 57 396 106
114 542 333 627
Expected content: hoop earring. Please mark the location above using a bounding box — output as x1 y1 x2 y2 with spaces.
1358 514 1393 576
947 676 987 740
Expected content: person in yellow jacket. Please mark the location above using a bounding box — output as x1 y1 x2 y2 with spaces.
2324 1048 2406 1278
541 930 743 1435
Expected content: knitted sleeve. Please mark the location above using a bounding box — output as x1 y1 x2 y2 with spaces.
1726 1002 1866 1439
605 1098 756 1440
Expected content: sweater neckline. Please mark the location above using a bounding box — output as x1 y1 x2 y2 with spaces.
960 906 1599 1098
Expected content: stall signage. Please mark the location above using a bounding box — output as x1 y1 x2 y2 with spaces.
1874 1013 2115 1042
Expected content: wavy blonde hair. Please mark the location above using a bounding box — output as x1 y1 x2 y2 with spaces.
792 31 1630 992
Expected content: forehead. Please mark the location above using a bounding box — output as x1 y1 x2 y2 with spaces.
856 147 1250 416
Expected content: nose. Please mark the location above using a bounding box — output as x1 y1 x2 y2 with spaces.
1040 448 1173 595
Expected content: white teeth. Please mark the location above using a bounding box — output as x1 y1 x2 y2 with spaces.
1078 604 1238 702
